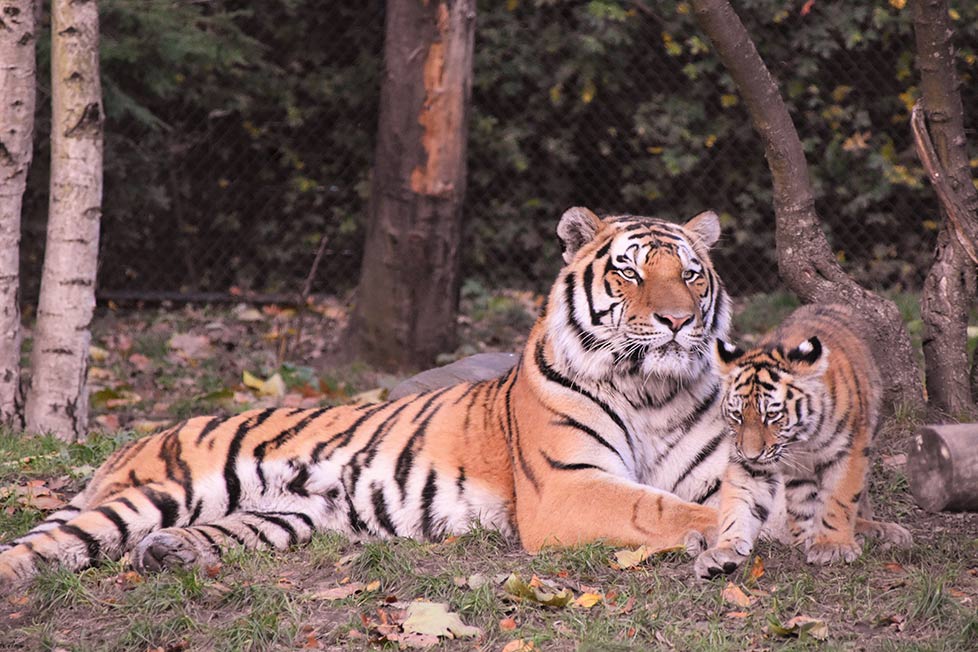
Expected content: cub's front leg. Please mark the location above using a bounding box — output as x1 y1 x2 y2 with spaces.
694 462 780 580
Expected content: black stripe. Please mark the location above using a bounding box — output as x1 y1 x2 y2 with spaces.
159 431 195 511
750 502 770 523
671 433 726 491
208 523 245 545
269 510 315 530
420 469 438 539
61 524 101 562
541 451 603 472
194 527 223 556
695 479 721 504
553 414 625 465
254 408 331 491
371 486 398 536
245 522 274 547
140 486 181 528
116 496 138 512
194 416 225 445
224 408 277 515
94 505 130 548
395 408 440 498
533 339 633 451
311 403 389 462
287 464 310 497
189 500 203 524
248 512 298 546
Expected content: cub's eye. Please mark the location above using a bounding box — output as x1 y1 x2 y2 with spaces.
682 269 699 282
766 410 784 423
618 268 638 281
727 408 743 423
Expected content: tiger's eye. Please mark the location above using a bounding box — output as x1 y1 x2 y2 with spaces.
682 269 698 281
618 268 638 280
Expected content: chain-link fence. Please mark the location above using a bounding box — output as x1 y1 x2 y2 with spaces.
20 1 977 304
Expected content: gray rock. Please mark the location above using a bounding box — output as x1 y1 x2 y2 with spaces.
388 352 519 400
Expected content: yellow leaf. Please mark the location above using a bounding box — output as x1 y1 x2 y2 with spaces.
365 580 381 592
401 601 481 639
720 94 739 108
502 640 536 652
573 592 604 608
704 134 717 148
581 79 596 104
242 370 264 391
351 387 387 404
922 219 939 231
89 346 109 362
260 373 287 398
890 0 906 10
613 545 651 569
721 582 753 608
506 0 519 11
949 8 960 20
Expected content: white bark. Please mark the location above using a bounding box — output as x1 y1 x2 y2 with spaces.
0 0 37 427
25 0 103 440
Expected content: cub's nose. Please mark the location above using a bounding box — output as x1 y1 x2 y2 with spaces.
654 312 693 333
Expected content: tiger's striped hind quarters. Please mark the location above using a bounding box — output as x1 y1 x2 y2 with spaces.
695 304 913 580
1 207 735 592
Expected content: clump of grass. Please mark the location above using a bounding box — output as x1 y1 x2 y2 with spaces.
217 582 299 652
119 613 197 652
306 530 350 568
351 539 420 589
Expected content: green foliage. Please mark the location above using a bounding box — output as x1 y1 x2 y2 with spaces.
20 0 978 298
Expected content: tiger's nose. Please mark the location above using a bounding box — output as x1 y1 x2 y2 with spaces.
654 312 693 333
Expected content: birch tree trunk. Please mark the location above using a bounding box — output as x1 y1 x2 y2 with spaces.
349 0 477 370
910 0 978 419
689 0 925 416
25 0 103 440
0 0 37 427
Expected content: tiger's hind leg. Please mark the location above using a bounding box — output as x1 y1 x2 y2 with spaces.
132 510 320 574
855 517 913 550
0 481 189 591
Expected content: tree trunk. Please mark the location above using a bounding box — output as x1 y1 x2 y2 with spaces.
24 0 103 440
689 0 925 416
910 0 978 419
0 0 37 427
348 0 476 370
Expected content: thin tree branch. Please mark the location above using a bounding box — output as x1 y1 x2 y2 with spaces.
911 101 978 266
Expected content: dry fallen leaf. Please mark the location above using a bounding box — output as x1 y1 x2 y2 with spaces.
721 582 753 608
573 592 604 608
501 640 536 652
748 555 765 582
401 601 481 639
503 573 573 607
499 617 518 631
613 545 652 569
768 615 828 641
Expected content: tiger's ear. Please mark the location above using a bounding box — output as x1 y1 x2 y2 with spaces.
786 337 828 375
714 338 744 374
683 210 721 249
558 207 603 264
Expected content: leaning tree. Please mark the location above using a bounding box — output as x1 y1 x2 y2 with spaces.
689 0 925 417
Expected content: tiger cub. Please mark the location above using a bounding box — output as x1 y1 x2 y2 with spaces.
694 304 912 579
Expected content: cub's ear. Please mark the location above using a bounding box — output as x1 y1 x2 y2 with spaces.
683 210 721 249
557 206 603 264
714 338 744 373
786 337 827 374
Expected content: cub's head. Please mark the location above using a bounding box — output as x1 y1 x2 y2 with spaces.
552 206 730 380
714 337 828 466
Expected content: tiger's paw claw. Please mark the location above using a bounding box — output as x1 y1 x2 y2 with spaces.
133 530 217 575
805 540 860 565
694 544 748 580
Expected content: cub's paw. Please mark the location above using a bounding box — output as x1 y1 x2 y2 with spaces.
694 542 750 580
805 539 861 565
856 519 913 549
133 529 218 575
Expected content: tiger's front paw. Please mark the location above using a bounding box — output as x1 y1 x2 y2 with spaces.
694 541 750 580
805 539 860 565
132 530 219 575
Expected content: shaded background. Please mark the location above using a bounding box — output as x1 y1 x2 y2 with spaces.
19 0 978 303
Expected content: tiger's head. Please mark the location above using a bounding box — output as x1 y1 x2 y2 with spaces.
714 337 829 466
550 206 730 382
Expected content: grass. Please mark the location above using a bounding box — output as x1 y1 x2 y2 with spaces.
3 297 978 649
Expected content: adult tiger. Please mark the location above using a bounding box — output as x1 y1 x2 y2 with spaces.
0 207 732 590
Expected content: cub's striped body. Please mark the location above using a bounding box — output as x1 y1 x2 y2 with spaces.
1 207 732 590
694 304 912 579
